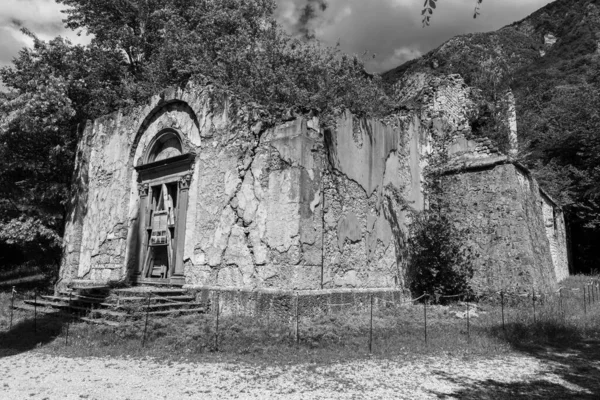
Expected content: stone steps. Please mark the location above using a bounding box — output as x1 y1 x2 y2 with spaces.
107 295 195 303
13 302 63 315
12 303 118 327
78 316 123 327
12 302 205 326
42 295 104 305
117 302 200 310
47 294 196 307
14 286 207 326
112 288 187 296
24 299 95 313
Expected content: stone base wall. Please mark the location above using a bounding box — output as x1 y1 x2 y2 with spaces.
189 287 407 316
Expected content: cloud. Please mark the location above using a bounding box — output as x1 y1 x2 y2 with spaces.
275 0 331 39
0 0 89 68
374 47 423 72
0 25 30 64
275 0 555 73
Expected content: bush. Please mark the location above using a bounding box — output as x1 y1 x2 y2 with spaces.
407 211 475 303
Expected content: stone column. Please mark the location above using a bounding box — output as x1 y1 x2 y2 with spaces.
136 183 150 278
171 174 191 285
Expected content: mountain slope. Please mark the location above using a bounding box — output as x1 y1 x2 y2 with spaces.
384 0 600 273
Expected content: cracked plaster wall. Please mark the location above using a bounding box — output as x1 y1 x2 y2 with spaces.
322 112 425 289
188 117 327 290
60 80 422 291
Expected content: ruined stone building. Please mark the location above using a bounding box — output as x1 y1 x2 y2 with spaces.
57 70 569 299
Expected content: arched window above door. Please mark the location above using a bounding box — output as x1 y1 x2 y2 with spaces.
145 129 183 164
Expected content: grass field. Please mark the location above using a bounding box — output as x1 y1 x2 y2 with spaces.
1 276 599 365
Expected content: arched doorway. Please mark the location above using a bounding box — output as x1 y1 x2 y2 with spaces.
133 129 195 285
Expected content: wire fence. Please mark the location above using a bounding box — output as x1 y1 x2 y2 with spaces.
2 279 600 354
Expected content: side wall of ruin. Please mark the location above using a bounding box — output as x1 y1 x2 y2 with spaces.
443 163 562 293
540 192 569 282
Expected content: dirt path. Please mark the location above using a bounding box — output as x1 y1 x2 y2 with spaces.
0 350 597 399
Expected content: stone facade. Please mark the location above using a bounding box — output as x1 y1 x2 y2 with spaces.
59 73 569 296
59 83 424 293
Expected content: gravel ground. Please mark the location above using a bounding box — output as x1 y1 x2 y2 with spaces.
0 350 597 399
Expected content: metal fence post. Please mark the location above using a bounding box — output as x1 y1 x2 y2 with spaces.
142 292 151 347
585 285 589 307
9 286 15 330
66 291 72 346
559 288 563 318
295 293 299 346
532 288 536 324
266 302 270 339
34 289 37 335
501 290 505 333
583 285 587 316
466 301 470 345
215 291 220 352
369 294 373 353
423 295 428 345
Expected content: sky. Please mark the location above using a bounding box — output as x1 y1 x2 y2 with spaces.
0 0 555 77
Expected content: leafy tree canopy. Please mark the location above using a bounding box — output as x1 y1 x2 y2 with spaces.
0 31 132 269
56 0 393 118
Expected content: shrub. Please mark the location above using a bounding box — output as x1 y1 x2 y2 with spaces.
407 210 475 303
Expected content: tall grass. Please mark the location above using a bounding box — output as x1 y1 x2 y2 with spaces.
1 276 599 363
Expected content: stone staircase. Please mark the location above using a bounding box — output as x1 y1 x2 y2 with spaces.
14 286 207 326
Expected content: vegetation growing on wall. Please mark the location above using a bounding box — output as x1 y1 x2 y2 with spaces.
407 211 475 302
406 123 475 302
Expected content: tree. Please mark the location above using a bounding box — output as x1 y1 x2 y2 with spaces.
58 0 393 119
0 32 129 272
516 75 600 273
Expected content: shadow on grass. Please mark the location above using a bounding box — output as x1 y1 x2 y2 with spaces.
431 320 600 399
0 312 68 358
433 372 598 399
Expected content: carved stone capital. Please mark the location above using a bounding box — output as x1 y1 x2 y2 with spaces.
179 174 192 190
138 183 149 197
